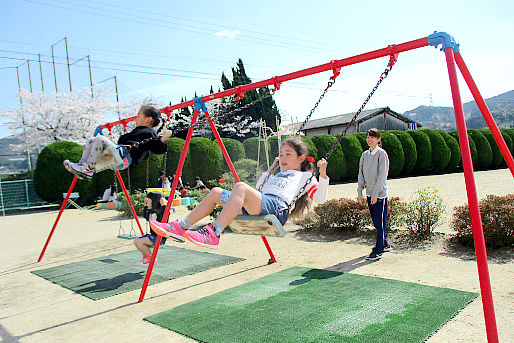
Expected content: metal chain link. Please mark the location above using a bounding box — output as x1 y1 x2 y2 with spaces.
324 62 394 160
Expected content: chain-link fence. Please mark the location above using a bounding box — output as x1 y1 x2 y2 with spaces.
0 179 50 214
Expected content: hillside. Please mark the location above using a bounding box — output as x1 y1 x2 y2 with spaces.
403 90 514 130
0 136 37 175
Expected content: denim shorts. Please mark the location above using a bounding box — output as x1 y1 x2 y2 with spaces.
141 233 167 245
220 189 289 225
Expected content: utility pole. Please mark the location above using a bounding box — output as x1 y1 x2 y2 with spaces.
71 55 94 98
38 53 45 92
64 37 72 92
26 60 33 93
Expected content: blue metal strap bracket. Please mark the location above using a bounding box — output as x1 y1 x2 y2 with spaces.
428 31 460 53
193 96 208 113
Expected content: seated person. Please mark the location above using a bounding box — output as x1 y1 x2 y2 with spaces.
101 184 117 202
198 184 210 194
180 183 190 198
193 176 205 190
134 192 168 266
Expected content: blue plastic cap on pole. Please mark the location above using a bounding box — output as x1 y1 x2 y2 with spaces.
93 125 104 136
428 31 460 53
193 96 208 112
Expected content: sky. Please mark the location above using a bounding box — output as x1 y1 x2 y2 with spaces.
0 0 512 139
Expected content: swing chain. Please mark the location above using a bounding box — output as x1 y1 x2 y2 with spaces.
324 61 394 160
296 77 337 135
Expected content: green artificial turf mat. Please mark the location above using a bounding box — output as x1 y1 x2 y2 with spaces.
145 267 477 343
32 246 244 300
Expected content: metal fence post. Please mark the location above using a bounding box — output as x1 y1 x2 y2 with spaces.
25 179 30 208
0 178 5 217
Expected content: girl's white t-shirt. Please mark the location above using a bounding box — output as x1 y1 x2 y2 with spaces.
256 169 329 210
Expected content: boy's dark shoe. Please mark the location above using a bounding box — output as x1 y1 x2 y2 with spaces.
383 244 393 252
365 251 383 261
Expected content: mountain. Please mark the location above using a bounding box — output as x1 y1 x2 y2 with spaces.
0 136 38 175
403 90 514 130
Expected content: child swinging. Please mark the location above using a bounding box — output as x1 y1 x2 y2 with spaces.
63 105 172 179
150 137 329 249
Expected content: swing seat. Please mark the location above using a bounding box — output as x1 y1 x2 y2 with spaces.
117 233 137 240
229 214 286 237
95 145 128 172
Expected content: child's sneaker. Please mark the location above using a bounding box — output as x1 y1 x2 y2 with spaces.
365 251 383 261
184 224 219 249
136 256 152 266
150 220 186 241
63 160 94 180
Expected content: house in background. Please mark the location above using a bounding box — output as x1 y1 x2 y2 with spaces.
299 107 422 138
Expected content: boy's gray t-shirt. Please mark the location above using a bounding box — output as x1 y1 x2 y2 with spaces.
357 146 389 198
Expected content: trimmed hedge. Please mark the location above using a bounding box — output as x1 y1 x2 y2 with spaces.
502 128 514 153
380 131 404 178
243 137 270 166
437 130 461 172
499 129 513 167
390 130 417 175
354 132 369 151
407 130 432 174
449 131 478 167
182 137 222 185
220 137 245 171
164 137 186 178
420 129 450 173
337 134 363 179
479 129 502 169
124 153 164 191
311 134 346 181
467 129 492 169
34 141 97 204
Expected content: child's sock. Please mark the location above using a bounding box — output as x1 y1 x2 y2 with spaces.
211 220 224 237
177 217 191 229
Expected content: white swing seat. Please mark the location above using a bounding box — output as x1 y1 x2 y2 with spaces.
229 214 286 237
95 145 126 172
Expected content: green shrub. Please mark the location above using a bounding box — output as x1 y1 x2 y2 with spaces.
297 198 371 231
499 129 514 167
311 134 346 181
243 137 271 166
354 132 369 151
467 129 492 169
182 137 222 185
502 129 514 153
437 130 461 172
452 194 514 248
406 130 432 174
478 129 502 169
115 192 146 217
387 196 405 231
400 187 446 239
390 130 417 175
125 153 164 191
338 134 363 180
420 129 450 173
34 141 97 204
215 158 260 189
300 135 319 162
449 131 478 167
164 137 186 177
380 131 404 177
219 137 245 171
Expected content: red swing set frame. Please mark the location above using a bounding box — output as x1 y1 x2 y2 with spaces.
37 31 512 342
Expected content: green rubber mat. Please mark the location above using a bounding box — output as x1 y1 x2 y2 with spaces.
32 246 244 300
145 267 477 343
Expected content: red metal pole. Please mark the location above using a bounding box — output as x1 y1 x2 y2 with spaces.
204 111 277 263
139 109 200 303
38 176 78 262
444 47 498 343
115 170 144 236
138 235 162 303
100 37 430 132
454 52 514 178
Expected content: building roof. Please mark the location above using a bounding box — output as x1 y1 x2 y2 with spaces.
301 107 421 131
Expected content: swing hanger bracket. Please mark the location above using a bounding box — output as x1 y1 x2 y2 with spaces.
93 125 104 136
120 119 129 132
330 61 341 80
193 96 208 113
272 77 281 92
235 86 246 101
386 45 399 68
428 31 460 53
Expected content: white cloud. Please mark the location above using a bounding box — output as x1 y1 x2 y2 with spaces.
215 29 241 40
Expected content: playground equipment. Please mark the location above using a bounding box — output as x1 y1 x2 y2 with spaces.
37 32 513 342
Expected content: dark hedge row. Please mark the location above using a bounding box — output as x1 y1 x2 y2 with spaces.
34 128 513 203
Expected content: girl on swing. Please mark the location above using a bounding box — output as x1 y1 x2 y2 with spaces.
150 137 329 249
63 105 172 179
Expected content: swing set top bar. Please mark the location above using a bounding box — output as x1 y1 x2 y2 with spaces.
95 32 461 134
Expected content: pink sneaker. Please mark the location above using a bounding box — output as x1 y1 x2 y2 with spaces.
136 256 151 266
184 224 220 249
150 220 186 241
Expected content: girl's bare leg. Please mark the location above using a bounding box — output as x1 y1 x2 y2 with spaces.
186 187 224 225
134 237 153 256
216 182 262 227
